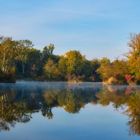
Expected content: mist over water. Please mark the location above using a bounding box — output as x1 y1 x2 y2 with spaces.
0 82 140 140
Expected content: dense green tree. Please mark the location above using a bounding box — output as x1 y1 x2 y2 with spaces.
0 37 17 82
81 60 93 81
44 59 60 80
62 50 86 81
128 34 140 83
91 59 101 81
16 40 34 76
112 60 129 82
26 48 41 77
97 58 129 84
41 44 55 64
97 57 111 81
58 56 67 80
0 37 17 73
64 50 85 75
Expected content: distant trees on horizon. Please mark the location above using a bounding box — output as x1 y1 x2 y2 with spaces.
0 33 140 84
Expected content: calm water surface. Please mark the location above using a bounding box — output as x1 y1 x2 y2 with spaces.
0 81 140 140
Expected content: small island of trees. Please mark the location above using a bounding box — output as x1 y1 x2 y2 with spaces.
0 33 140 84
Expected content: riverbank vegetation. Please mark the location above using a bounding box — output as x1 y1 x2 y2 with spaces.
0 33 140 84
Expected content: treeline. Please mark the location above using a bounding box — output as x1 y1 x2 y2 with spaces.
0 33 140 84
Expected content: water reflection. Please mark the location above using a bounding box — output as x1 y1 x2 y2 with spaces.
0 82 140 136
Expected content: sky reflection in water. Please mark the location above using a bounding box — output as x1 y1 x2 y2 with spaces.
0 82 140 140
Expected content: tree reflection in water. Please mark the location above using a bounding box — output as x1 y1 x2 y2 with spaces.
0 83 140 136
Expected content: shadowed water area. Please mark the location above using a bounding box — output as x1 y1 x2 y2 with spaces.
0 81 140 140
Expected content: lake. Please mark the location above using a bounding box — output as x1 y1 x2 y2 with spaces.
0 81 140 140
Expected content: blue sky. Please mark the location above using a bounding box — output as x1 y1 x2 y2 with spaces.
0 0 140 60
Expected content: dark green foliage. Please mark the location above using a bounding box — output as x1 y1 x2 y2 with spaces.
0 70 16 83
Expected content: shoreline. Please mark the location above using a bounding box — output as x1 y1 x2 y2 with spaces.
0 80 140 86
